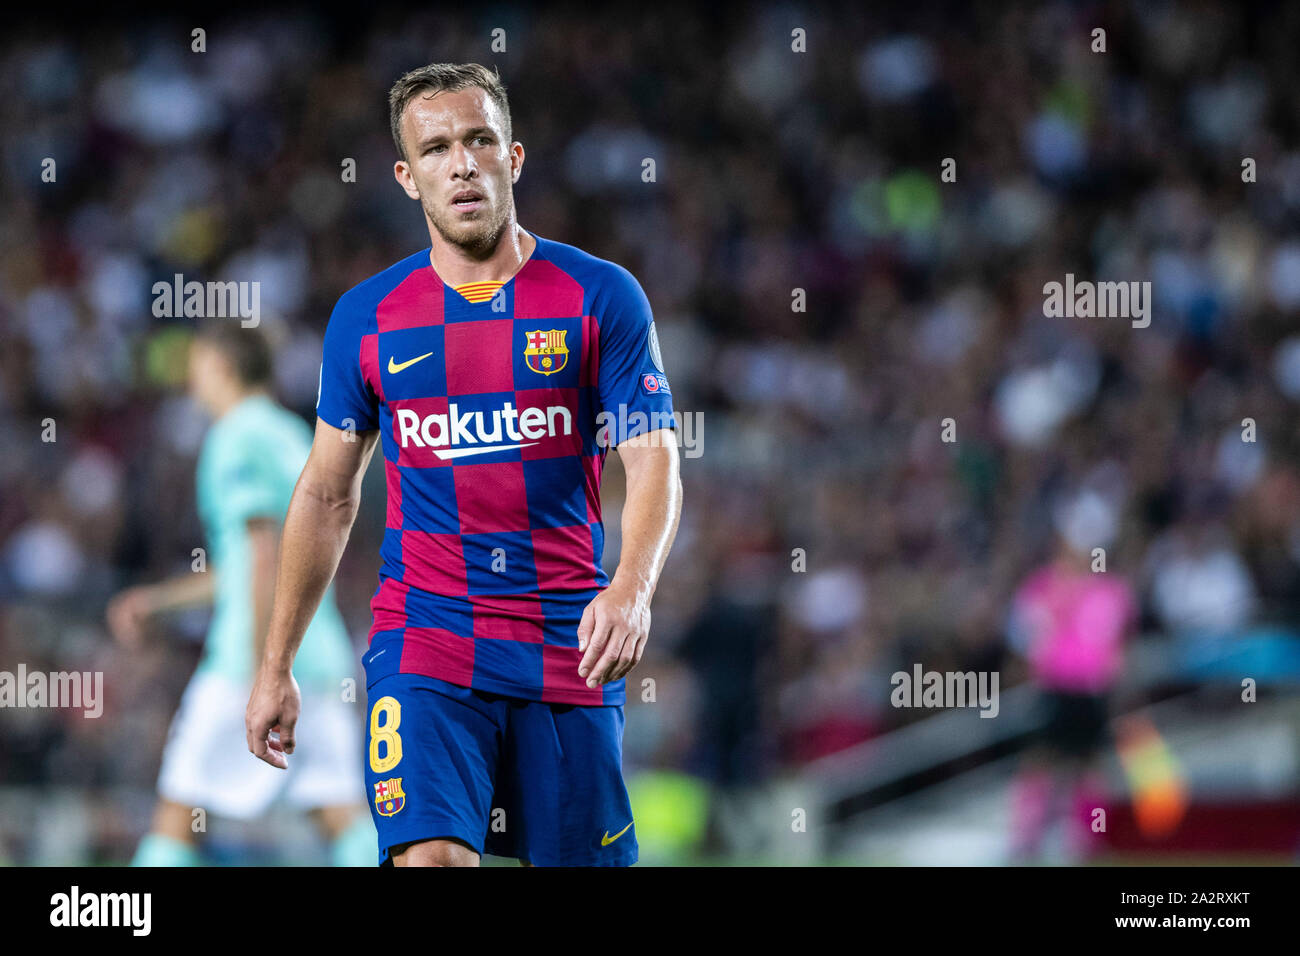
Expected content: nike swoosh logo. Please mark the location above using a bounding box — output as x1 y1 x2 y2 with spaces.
432 442 537 460
388 352 434 373
601 821 633 847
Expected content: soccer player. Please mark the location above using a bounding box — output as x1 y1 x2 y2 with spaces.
108 320 374 866
245 62 683 867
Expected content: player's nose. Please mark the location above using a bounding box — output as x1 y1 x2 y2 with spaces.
449 142 477 178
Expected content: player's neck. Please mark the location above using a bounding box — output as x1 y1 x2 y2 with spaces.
428 221 535 287
210 385 265 420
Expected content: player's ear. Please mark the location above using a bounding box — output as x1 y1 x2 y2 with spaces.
393 160 421 200
510 142 525 183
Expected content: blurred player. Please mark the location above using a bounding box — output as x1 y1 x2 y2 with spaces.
245 62 683 866
108 320 374 866
1004 493 1137 863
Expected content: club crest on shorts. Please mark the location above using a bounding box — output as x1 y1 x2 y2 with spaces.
524 329 568 375
374 777 406 816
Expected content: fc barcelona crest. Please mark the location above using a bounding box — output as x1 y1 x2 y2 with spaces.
374 777 406 816
524 329 569 376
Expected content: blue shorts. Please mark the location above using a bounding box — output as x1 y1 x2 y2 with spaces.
364 673 637 867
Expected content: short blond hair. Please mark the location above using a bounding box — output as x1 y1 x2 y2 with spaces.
388 62 512 161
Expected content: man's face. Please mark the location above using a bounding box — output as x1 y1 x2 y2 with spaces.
187 339 229 415
394 86 523 255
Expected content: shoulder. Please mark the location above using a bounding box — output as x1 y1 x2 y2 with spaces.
530 234 646 312
211 397 301 453
329 248 431 327
201 417 255 480
252 398 311 438
204 401 261 459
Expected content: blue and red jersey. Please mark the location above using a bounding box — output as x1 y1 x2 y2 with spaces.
316 231 675 705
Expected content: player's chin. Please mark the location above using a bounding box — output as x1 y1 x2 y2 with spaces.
441 217 495 247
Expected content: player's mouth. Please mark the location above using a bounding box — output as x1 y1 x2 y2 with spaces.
450 190 486 212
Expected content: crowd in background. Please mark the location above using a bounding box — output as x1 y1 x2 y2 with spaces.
2 2 1300 862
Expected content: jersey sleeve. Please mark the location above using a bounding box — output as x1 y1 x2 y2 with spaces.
316 292 379 432
212 432 283 527
595 265 677 447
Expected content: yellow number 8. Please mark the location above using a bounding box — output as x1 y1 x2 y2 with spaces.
369 695 403 773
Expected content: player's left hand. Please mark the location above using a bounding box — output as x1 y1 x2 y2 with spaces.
245 666 301 769
577 581 651 688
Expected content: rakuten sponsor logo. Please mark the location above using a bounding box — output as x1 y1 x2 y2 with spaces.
395 401 573 460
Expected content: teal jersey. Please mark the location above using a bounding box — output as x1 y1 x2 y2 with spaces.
195 394 354 689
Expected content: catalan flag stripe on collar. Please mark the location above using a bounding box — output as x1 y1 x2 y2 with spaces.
453 280 504 303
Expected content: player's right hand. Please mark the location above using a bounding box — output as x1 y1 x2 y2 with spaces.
245 667 301 770
106 586 155 649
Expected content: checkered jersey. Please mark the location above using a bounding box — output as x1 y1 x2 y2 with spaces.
316 232 676 705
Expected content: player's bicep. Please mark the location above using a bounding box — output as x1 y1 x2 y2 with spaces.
300 417 379 505
614 429 680 486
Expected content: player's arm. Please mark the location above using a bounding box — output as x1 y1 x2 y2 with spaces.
245 419 378 768
247 517 280 667
106 571 216 648
578 430 682 687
